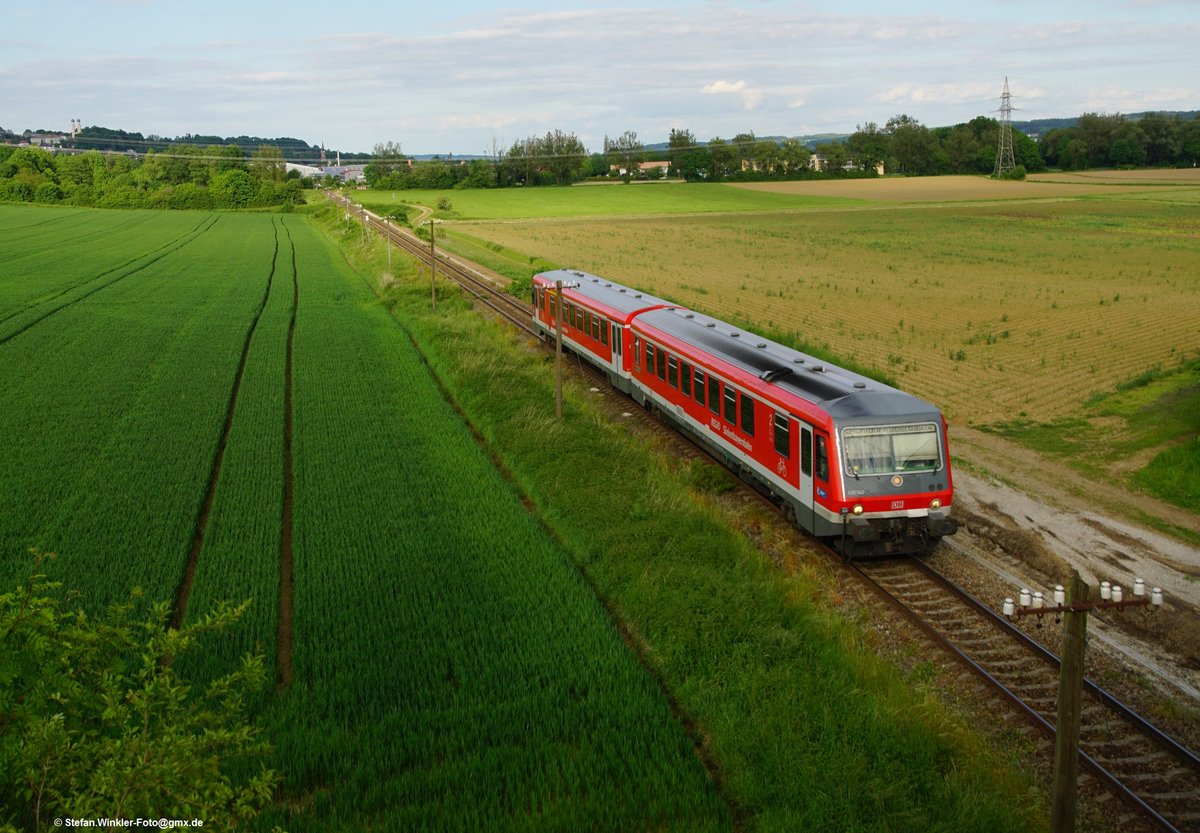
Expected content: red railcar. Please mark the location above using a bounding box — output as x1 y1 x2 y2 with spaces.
532 269 957 557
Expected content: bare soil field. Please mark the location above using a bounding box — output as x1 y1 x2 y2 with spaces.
731 171 1200 201
456 198 1200 428
1029 168 1200 186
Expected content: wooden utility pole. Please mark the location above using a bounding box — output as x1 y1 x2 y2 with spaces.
1052 572 1088 833
429 220 437 310
555 279 564 419
1007 572 1162 833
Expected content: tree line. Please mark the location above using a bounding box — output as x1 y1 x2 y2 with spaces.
362 114 1050 191
0 143 305 209
1038 112 1200 169
363 110 1200 192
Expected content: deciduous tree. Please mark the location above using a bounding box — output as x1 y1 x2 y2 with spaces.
0 554 279 832
606 131 644 182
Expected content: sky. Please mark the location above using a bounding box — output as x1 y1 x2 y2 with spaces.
2 0 1197 157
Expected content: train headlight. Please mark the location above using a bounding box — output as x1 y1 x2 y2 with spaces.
930 499 942 510
852 504 864 515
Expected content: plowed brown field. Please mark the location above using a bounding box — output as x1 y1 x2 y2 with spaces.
454 177 1200 427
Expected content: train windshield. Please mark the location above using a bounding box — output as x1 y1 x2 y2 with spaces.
842 423 942 476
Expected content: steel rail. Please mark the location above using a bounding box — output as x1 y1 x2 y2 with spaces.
851 557 1195 833
332 194 538 334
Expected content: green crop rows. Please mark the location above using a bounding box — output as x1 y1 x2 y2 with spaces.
0 205 724 830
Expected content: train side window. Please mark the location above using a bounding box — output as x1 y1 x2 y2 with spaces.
707 376 720 414
801 428 812 476
655 347 666 380
614 325 622 355
680 361 691 397
774 413 790 458
668 356 678 388
645 342 654 374
815 434 829 481
694 369 706 405
591 314 599 339
634 336 641 369
723 386 737 424
740 394 755 436
601 319 609 346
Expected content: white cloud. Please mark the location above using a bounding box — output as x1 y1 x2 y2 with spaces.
874 83 1001 106
4 1 1196 152
703 79 764 110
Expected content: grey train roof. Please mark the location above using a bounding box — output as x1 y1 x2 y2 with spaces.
638 307 940 419
541 269 676 316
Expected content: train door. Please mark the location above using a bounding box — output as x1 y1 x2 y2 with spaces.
610 321 622 374
797 425 815 531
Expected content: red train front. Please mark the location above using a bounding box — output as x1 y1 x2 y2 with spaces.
532 269 957 557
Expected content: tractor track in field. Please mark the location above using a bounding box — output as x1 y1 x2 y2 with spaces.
0 214 218 347
277 219 298 688
171 218 281 631
0 211 128 267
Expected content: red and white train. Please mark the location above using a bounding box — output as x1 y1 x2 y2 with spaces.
531 269 957 557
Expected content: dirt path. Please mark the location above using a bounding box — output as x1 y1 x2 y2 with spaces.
947 423 1200 692
952 425 1200 553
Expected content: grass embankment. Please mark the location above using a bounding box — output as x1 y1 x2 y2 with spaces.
983 358 1200 534
310 202 1046 832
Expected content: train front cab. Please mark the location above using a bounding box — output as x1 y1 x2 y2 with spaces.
626 308 956 559
814 407 957 558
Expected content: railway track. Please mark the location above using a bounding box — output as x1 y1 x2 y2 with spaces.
329 192 1200 832
333 194 538 335
853 557 1200 832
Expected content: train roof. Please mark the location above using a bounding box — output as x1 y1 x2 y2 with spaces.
535 269 677 319
635 307 941 422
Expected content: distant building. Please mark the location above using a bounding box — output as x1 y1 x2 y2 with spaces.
319 164 366 182
286 163 323 178
29 134 68 149
609 160 671 178
808 154 884 175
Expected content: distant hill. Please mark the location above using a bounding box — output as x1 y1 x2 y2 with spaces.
60 126 369 164
1015 110 1199 136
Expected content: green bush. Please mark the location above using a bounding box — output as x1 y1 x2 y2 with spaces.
0 179 32 202
0 554 279 831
